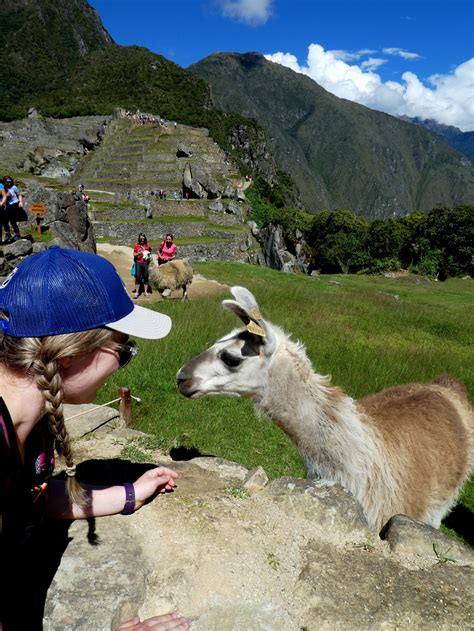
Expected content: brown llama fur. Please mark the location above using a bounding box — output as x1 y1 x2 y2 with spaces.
177 287 474 532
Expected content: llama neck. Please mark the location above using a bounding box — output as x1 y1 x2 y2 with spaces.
259 342 377 493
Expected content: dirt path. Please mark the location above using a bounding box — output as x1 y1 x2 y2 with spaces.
97 243 229 301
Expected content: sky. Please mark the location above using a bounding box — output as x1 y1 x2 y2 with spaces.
88 0 474 131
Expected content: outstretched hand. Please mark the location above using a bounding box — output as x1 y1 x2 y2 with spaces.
117 613 188 630
133 466 179 510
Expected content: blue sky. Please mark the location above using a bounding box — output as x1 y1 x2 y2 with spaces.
89 0 474 130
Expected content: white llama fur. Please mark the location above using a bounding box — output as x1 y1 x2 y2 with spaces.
177 286 474 532
149 259 193 300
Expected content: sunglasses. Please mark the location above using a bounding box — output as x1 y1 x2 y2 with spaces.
114 340 139 369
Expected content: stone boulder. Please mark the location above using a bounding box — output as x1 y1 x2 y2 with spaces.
176 143 193 158
183 162 221 199
24 184 96 252
42 410 474 630
252 222 309 273
208 201 224 213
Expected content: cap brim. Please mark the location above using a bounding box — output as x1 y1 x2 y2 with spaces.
107 304 172 340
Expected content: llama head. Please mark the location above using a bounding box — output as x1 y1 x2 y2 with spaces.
177 286 277 399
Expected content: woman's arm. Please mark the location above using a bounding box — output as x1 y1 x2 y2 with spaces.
46 466 179 519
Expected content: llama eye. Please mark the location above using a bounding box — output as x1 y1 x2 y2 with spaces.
220 351 242 368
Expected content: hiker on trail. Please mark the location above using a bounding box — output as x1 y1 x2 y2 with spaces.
157 234 177 266
132 233 152 298
0 246 188 630
4 176 23 241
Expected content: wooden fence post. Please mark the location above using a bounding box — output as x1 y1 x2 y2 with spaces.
118 387 133 427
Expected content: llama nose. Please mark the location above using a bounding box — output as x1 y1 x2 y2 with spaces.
177 377 193 396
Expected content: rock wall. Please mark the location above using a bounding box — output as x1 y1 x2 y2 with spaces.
24 184 96 252
0 184 96 277
0 113 110 178
251 222 309 273
42 406 474 630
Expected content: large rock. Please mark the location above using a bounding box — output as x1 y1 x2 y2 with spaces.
183 162 221 199
41 410 474 630
24 184 96 252
176 143 193 158
252 222 309 273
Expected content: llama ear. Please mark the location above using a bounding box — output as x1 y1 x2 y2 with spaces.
223 287 266 337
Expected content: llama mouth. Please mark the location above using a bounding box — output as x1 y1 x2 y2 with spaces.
177 378 201 398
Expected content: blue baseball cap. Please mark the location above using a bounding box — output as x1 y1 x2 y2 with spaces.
0 247 172 339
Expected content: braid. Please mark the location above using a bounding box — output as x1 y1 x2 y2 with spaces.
34 354 89 507
0 320 114 509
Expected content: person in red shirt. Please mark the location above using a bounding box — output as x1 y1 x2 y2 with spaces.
132 233 152 298
157 233 177 266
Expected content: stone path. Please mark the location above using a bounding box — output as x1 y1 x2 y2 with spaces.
97 243 229 301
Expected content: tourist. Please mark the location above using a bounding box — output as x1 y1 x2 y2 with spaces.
0 247 188 630
0 178 12 244
4 176 24 241
132 233 152 298
157 234 177 266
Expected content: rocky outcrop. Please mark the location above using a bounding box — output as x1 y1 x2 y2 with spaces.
228 123 278 185
251 222 309 273
24 184 96 252
183 162 220 199
41 405 474 630
176 142 193 158
0 114 110 178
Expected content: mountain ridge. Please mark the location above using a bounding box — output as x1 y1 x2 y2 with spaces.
191 52 474 218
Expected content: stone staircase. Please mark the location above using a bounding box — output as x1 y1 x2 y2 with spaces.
74 118 256 261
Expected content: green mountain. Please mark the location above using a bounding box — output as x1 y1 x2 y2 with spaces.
0 0 212 123
0 0 112 119
400 117 474 162
0 0 270 179
191 52 474 218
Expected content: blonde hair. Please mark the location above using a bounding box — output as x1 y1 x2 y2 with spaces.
0 318 114 507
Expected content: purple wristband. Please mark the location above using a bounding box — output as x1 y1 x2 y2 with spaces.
121 483 135 515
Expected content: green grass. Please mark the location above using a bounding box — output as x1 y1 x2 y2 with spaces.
175 236 232 245
23 225 54 243
90 201 145 212
97 215 205 224
207 223 250 234
96 263 473 538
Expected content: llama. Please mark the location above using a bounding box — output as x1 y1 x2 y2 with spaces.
177 286 474 532
149 259 193 300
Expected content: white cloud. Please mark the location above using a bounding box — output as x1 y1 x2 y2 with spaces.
382 47 421 60
265 44 474 131
216 0 273 25
361 57 388 71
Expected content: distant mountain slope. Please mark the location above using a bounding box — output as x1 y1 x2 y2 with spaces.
0 0 212 123
0 1 271 181
191 52 474 218
400 117 474 162
0 0 112 119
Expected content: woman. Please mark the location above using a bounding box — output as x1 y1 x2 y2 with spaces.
157 234 177 266
4 176 23 241
0 177 12 244
0 247 188 630
133 233 152 298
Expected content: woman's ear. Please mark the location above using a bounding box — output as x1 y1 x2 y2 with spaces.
58 356 73 369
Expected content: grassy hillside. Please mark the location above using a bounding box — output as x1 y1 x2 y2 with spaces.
191 52 474 218
95 264 473 541
0 0 112 120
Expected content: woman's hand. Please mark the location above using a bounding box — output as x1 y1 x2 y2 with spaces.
117 613 188 630
133 466 179 510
